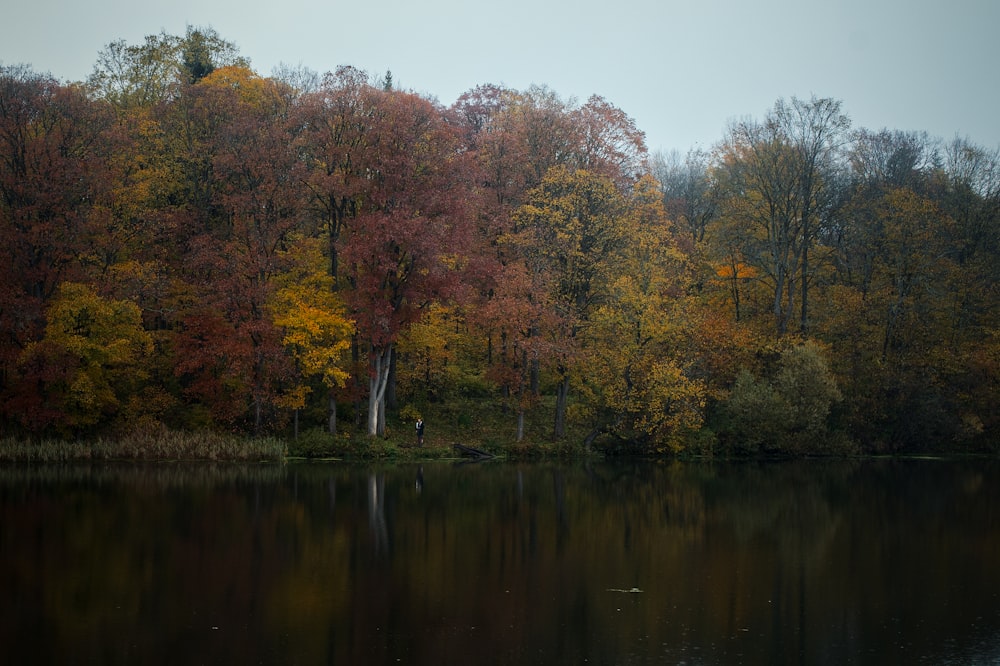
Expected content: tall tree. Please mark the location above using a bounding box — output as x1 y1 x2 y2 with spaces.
270 237 354 437
0 67 118 426
653 148 719 245
179 26 248 84
293 66 375 286
714 96 848 335
575 94 648 190
774 97 850 333
337 88 474 437
88 27 248 108
582 175 705 451
88 33 181 109
473 259 558 441
171 66 301 432
509 166 627 437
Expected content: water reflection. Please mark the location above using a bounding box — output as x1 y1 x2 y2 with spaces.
0 459 997 664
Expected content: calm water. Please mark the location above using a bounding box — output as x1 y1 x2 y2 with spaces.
1 458 998 665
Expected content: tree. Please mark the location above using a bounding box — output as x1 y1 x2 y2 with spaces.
720 340 841 454
0 66 118 425
180 26 248 84
293 66 378 286
394 302 487 407
827 131 977 448
15 282 153 435
88 27 248 108
473 260 558 441
170 65 301 432
714 96 849 335
775 97 850 333
337 88 474 437
581 176 705 451
516 85 582 186
88 33 181 108
450 84 532 231
575 94 648 189
270 237 354 437
509 166 627 437
653 148 719 245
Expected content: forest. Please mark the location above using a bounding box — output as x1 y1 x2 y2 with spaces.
1 27 997 456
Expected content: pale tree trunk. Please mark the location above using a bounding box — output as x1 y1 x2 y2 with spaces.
386 346 397 410
367 474 388 556
367 344 392 437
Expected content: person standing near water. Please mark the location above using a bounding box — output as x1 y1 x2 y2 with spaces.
415 418 425 446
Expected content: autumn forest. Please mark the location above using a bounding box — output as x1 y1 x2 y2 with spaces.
2 28 998 456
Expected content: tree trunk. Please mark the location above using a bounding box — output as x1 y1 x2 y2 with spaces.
328 391 337 436
377 396 386 436
367 344 392 437
554 371 570 438
386 346 397 410
352 334 363 427
529 327 540 394
800 222 810 334
254 395 262 435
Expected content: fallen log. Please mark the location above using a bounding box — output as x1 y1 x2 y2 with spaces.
453 443 494 459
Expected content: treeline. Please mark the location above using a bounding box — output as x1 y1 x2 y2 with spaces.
1 27 997 454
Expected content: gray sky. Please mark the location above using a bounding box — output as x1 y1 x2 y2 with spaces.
3 0 998 155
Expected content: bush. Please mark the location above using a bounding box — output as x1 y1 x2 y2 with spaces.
720 340 842 454
287 427 339 458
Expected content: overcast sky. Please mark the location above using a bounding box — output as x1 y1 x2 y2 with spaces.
3 0 998 155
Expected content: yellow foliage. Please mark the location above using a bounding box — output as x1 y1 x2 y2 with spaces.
198 65 284 112
269 238 355 409
40 282 153 366
19 282 153 430
574 181 707 451
395 303 481 399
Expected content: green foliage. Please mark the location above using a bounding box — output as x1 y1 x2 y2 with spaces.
720 369 788 453
720 341 842 454
286 427 339 458
773 342 842 433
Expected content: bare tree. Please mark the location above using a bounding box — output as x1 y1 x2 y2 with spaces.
714 96 849 334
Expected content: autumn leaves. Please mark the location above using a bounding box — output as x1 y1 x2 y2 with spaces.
0 30 997 453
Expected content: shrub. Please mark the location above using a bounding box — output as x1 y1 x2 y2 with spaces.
721 340 842 454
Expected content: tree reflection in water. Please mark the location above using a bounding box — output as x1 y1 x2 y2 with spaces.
0 459 997 665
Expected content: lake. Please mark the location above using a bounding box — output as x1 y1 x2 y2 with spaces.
1 458 997 664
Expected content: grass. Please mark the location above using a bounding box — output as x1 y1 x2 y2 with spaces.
286 394 601 461
0 397 601 463
0 430 286 463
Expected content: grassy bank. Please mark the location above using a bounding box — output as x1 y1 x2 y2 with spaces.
285 396 600 461
0 430 287 463
0 429 585 464
0 397 600 463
